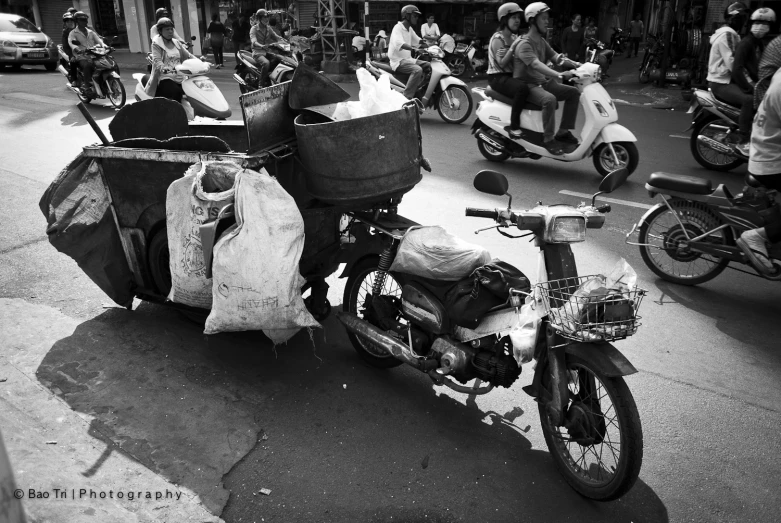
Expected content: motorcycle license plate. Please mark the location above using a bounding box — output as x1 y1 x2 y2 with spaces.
27 52 46 59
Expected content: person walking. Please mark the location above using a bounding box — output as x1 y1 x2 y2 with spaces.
627 13 644 57
232 13 250 52
207 14 226 68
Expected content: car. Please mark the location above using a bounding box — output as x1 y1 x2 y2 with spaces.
0 12 58 71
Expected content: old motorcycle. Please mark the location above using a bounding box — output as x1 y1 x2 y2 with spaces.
233 41 299 93
686 88 746 172
57 36 125 108
626 171 781 284
337 167 645 501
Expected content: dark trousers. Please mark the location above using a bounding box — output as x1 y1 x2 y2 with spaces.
253 52 281 86
710 81 754 135
628 37 641 56
76 58 94 86
155 79 185 102
212 45 223 65
527 79 581 141
489 73 530 130
754 173 781 242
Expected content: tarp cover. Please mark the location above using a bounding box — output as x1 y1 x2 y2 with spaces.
39 154 134 306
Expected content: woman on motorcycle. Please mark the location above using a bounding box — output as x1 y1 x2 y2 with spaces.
149 18 197 102
487 2 529 140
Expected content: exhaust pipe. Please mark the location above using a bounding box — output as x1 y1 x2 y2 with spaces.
697 135 735 155
233 73 247 86
56 64 70 78
336 312 433 370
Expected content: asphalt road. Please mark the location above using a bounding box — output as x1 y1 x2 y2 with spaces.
1 63 780 523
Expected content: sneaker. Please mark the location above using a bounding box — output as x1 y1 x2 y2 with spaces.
555 130 579 144
737 229 775 274
507 127 522 140
734 142 750 158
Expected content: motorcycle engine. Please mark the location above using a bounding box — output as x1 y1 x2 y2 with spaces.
431 336 521 388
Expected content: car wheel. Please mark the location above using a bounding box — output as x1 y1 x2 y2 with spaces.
45 63 57 71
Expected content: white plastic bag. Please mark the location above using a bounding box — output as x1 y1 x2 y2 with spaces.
166 161 239 308
509 299 541 365
204 167 319 343
389 226 492 280
345 68 409 119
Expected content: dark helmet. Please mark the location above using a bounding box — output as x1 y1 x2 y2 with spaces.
155 7 170 20
156 17 175 32
62 12 74 22
73 11 88 20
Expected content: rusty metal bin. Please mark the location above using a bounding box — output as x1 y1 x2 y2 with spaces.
294 105 423 208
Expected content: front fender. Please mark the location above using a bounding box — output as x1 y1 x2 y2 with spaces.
110 71 121 79
439 75 467 91
565 341 638 377
594 122 637 146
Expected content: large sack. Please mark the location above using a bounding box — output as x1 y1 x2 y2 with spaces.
204 167 319 343
166 161 239 308
389 226 492 281
39 154 134 306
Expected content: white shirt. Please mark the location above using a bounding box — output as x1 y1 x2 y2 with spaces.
388 21 420 71
421 22 440 41
750 68 781 175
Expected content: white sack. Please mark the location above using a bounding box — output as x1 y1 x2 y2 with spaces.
204 167 319 343
166 161 239 308
389 226 492 281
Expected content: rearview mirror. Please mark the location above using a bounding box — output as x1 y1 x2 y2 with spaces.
473 169 509 196
598 167 629 194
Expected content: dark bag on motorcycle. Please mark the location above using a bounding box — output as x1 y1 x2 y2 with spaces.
444 277 505 329
472 260 531 300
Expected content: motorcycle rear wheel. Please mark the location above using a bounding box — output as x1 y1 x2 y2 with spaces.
342 257 404 369
107 77 126 108
638 200 730 285
437 85 473 124
477 133 509 162
539 355 643 501
446 56 466 77
690 115 743 172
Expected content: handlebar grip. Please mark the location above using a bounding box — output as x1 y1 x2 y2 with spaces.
597 204 612 213
465 208 498 220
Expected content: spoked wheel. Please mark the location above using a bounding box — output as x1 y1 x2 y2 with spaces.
437 85 473 124
107 77 126 108
592 142 639 177
446 56 466 77
539 355 643 501
638 199 731 285
638 54 652 83
342 257 404 368
690 115 743 171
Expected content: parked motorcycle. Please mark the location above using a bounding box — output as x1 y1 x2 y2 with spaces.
443 39 476 78
471 62 639 176
337 167 644 501
57 36 125 108
233 41 299 93
638 34 662 84
364 46 473 124
627 171 781 284
686 88 745 172
584 37 614 79
133 56 231 120
609 27 628 54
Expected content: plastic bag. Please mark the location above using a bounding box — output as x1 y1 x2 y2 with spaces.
166 161 239 308
509 299 541 365
343 68 409 119
204 167 319 343
389 226 492 281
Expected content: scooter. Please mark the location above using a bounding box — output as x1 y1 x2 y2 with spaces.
584 37 613 78
233 41 299 94
364 46 473 124
57 37 126 108
337 167 644 501
443 38 476 78
471 61 639 177
626 171 781 284
686 88 745 172
133 56 231 120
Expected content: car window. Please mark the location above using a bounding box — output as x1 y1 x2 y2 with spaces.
0 17 39 33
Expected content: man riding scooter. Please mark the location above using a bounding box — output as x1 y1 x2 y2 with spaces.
388 5 432 105
250 9 285 88
69 11 104 97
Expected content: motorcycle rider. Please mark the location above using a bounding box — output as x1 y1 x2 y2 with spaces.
146 18 197 102
61 12 78 85
514 2 581 155
733 8 776 156
250 8 285 88
707 2 751 148
150 8 184 44
69 11 105 96
388 5 431 102
487 2 529 140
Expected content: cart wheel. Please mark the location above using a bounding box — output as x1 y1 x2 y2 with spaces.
148 229 171 297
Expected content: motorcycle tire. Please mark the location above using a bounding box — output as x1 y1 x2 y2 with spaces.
446 56 466 77
476 131 510 162
107 76 126 108
342 256 404 369
437 84 473 124
592 142 639 177
637 199 731 285
638 53 652 83
690 115 743 172
538 354 643 501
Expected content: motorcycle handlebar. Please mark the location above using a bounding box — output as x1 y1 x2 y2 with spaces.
465 208 499 220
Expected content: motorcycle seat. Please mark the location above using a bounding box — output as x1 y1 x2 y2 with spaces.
647 172 713 195
484 87 545 111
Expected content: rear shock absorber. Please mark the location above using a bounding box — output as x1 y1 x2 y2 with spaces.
371 239 398 298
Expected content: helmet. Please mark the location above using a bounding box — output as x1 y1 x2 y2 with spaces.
725 2 748 18
401 5 421 17
256 9 268 18
751 8 776 23
155 8 169 19
67 7 77 14
524 2 550 23
62 12 73 21
73 11 88 20
497 2 523 22
156 17 175 32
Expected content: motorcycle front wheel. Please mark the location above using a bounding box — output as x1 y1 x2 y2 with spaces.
593 142 639 177
690 115 743 171
107 76 126 108
342 257 404 369
638 199 731 285
539 355 643 501
437 85 473 124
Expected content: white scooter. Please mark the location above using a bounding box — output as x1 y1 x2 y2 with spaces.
471 62 638 177
364 46 473 124
133 57 231 120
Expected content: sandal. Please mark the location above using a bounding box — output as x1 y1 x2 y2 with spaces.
544 140 566 156
736 236 776 275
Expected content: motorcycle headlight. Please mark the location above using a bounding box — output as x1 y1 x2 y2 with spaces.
193 78 216 91
546 216 586 243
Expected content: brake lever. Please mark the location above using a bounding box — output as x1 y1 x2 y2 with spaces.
474 219 512 235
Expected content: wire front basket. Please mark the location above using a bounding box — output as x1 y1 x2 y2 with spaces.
537 275 647 342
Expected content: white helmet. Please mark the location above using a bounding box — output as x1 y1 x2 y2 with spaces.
497 2 523 22
751 7 776 23
525 2 550 23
